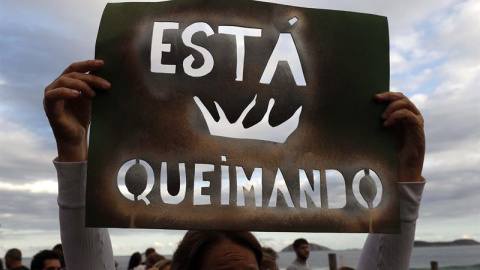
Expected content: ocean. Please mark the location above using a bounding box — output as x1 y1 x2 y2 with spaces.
21 246 479 269
111 246 480 270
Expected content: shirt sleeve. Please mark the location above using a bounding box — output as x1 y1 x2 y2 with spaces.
54 160 115 270
357 181 426 270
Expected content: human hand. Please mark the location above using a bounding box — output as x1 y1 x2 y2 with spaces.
375 92 425 183
44 60 111 162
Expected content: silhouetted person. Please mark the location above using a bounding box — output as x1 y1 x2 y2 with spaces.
4 248 29 270
287 238 311 270
143 248 156 266
30 250 61 270
128 252 144 270
145 248 156 258
52 244 65 268
146 253 165 269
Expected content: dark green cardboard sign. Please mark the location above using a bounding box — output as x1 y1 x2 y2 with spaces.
87 0 399 233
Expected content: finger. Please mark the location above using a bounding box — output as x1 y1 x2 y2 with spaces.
374 92 406 102
44 87 81 112
381 98 421 120
50 76 97 99
383 108 423 127
64 72 111 90
61 59 104 75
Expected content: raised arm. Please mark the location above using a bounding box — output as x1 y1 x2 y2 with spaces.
357 92 426 270
44 60 115 269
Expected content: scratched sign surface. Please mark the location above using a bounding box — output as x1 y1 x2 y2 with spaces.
87 0 400 233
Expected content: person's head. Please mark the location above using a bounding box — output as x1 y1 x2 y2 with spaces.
261 247 278 259
30 250 61 270
153 259 171 270
261 247 278 270
145 247 156 257
171 230 262 270
5 248 22 268
293 238 309 261
146 252 165 268
51 244 65 268
128 252 142 269
52 244 63 253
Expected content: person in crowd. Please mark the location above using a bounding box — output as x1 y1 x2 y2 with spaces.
30 250 61 270
51 244 65 269
141 248 156 267
127 252 144 270
0 258 4 270
170 230 262 269
44 60 425 270
287 238 311 270
145 253 165 269
152 259 171 270
261 247 278 261
4 248 29 270
144 248 156 259
261 247 279 270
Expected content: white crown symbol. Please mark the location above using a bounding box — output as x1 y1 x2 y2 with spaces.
193 95 302 143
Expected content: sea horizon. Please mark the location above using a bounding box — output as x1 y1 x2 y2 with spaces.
21 245 479 270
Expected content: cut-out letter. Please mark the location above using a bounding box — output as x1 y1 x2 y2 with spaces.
117 159 155 205
299 169 321 208
182 22 215 77
221 164 230 205
236 167 263 207
260 33 306 86
268 169 294 207
193 164 214 205
151 22 179 74
160 162 187 204
353 169 383 209
325 169 346 209
218 26 262 81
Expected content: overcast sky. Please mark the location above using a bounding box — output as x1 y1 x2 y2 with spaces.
0 0 479 258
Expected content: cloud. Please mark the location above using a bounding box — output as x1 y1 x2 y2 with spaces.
0 73 6 86
0 180 57 194
0 116 57 183
0 0 478 258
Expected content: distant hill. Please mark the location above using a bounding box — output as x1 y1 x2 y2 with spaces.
281 243 332 252
414 239 479 247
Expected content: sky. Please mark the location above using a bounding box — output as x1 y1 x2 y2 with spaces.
0 0 479 258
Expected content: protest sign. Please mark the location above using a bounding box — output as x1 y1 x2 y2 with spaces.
87 0 399 233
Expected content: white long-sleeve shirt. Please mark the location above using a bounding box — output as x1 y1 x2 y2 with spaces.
54 161 425 270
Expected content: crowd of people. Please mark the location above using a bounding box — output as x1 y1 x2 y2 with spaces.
126 238 310 270
2 238 355 270
2 245 65 270
2 238 382 270
126 247 170 270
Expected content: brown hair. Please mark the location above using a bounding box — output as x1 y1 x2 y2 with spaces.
154 259 172 270
146 252 165 268
171 230 262 270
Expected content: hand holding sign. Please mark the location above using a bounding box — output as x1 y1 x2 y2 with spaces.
44 60 111 162
376 92 425 183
